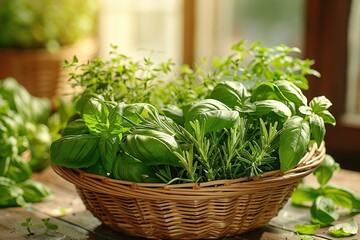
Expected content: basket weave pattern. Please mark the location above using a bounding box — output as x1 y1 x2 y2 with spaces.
52 142 325 239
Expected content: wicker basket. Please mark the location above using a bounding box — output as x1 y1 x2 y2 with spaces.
0 38 98 101
52 142 325 239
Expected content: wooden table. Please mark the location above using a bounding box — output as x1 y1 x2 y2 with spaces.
1 167 359 240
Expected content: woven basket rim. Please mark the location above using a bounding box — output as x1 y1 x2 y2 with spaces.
52 142 325 200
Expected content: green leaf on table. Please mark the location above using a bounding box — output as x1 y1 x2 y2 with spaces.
310 196 339 226
294 223 320 235
329 219 358 237
279 116 310 172
313 154 339 187
292 185 320 206
296 233 315 240
322 185 360 210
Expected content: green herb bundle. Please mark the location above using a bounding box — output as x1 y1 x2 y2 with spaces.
0 78 54 207
51 41 335 184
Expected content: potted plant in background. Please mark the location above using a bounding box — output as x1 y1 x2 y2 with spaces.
0 0 100 101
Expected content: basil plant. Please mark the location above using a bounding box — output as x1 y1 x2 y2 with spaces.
51 41 336 184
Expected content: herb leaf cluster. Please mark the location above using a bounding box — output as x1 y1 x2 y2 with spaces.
51 41 335 184
0 78 55 207
292 154 360 238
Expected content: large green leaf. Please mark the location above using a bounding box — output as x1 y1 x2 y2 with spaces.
291 185 320 206
0 176 25 207
184 99 239 133
6 156 32 183
311 196 339 226
50 134 100 168
252 99 292 120
209 81 250 108
98 136 119 173
322 185 360 210
279 116 310 172
122 128 181 166
112 153 159 183
250 82 286 102
81 98 108 135
17 179 53 203
274 80 307 106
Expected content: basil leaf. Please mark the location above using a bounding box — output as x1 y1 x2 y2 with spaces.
292 185 320 206
62 118 89 136
0 156 10 176
161 105 184 125
108 103 126 136
50 134 100 168
329 219 358 237
322 185 360 210
75 94 104 115
122 128 181 166
316 110 336 126
113 153 159 183
279 116 310 172
313 154 339 187
18 179 53 203
309 96 332 112
311 196 339 226
122 103 158 127
185 99 239 133
98 136 119 173
84 163 108 177
307 96 336 126
250 82 285 102
0 176 25 207
82 97 108 134
309 114 325 147
252 99 292 119
209 81 250 108
299 106 313 116
6 156 32 183
294 223 320 235
275 80 308 106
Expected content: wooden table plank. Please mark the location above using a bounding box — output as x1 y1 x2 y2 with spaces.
1 167 359 239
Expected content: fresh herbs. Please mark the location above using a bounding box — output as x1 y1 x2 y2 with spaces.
21 217 58 236
51 41 335 184
292 154 360 238
0 78 55 207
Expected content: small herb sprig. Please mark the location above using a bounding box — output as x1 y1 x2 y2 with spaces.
21 217 58 236
63 45 174 104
